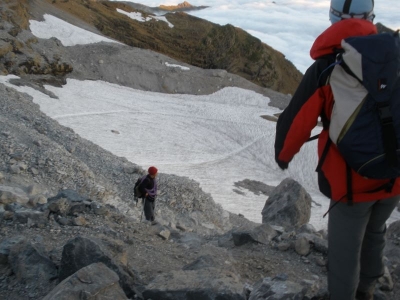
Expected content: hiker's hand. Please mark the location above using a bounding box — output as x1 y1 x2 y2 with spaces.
277 160 288 170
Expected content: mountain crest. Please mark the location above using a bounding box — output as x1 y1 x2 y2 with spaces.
159 1 194 10
178 1 193 8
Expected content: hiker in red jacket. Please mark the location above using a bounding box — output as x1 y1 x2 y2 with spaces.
274 0 400 299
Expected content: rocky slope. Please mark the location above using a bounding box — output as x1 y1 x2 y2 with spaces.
1 1 400 299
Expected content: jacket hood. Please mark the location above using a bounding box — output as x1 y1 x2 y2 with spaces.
310 19 377 60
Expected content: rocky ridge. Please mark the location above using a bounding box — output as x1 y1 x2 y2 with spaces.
159 1 209 12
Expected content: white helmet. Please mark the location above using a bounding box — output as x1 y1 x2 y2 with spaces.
330 0 375 24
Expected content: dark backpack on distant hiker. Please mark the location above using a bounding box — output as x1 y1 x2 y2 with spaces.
134 175 146 199
326 31 400 180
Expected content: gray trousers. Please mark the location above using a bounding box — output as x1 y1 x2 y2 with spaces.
143 198 155 221
328 196 400 300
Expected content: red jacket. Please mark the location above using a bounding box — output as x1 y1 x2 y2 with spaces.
275 19 400 203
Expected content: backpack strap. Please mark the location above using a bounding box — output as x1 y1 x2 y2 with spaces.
345 164 353 206
315 138 332 172
338 56 363 85
377 101 399 168
317 60 342 87
365 178 396 194
307 59 340 142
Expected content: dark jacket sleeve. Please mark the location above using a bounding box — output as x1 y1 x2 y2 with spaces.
275 56 334 169
138 176 155 199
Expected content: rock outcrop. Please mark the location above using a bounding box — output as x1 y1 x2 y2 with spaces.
261 178 312 229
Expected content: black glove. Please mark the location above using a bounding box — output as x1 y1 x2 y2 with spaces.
277 160 288 170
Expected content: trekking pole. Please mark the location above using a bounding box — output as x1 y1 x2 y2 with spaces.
140 197 146 222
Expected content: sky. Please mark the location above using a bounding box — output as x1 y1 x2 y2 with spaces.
110 0 400 74
2 12 400 230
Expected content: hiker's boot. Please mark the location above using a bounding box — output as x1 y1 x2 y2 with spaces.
355 289 374 300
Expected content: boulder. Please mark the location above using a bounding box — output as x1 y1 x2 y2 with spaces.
0 236 25 265
262 178 311 229
0 185 29 205
143 268 245 300
249 276 308 300
59 236 137 298
13 208 49 228
296 232 328 255
43 263 128 300
8 240 58 284
232 223 277 246
48 189 90 203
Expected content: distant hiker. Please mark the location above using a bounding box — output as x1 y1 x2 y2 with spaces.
274 0 400 299
138 166 158 225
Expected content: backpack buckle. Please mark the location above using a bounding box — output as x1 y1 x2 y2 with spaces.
377 104 393 125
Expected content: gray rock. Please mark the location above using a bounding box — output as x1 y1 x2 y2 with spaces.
123 165 137 174
9 164 20 174
296 232 328 255
48 189 90 203
385 220 400 266
277 242 292 251
183 255 215 271
59 236 137 298
232 223 277 246
262 178 312 229
69 202 88 215
378 266 394 291
43 263 128 300
0 185 29 205
90 202 108 215
72 215 87 226
0 236 25 265
295 237 310 256
8 240 58 283
13 209 48 227
29 194 48 206
158 229 171 240
143 268 245 300
313 236 328 255
27 184 41 196
57 216 71 226
249 277 308 300
48 198 70 216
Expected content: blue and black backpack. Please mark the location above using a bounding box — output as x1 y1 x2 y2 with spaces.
328 31 400 180
311 31 400 206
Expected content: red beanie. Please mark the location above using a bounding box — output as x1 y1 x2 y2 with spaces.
148 166 158 175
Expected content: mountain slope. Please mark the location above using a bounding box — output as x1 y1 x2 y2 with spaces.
13 0 303 95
